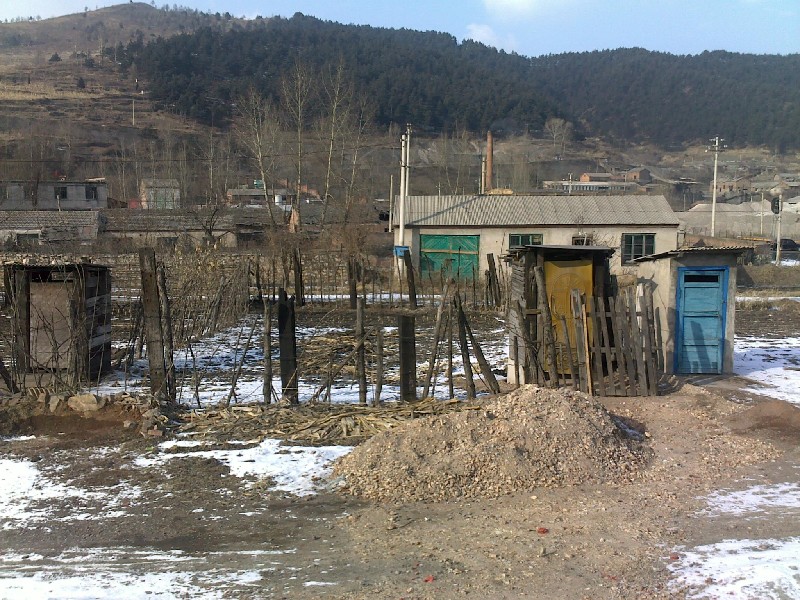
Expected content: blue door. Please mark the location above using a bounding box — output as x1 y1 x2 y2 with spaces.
675 268 728 374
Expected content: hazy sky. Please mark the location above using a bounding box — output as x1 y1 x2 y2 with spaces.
2 0 799 57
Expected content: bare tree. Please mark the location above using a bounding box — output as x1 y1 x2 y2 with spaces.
316 59 353 225
234 87 280 226
544 117 573 155
281 60 315 219
432 128 478 195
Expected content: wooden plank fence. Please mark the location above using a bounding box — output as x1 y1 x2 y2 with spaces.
515 285 663 397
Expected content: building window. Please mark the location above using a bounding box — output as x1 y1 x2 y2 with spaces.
85 185 98 200
509 233 543 248
622 233 655 264
54 186 68 200
572 234 593 246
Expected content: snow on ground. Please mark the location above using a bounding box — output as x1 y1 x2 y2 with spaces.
671 537 800 599
0 456 141 530
734 336 800 404
671 479 800 597
671 333 800 597
0 547 268 599
0 437 348 597
134 438 352 497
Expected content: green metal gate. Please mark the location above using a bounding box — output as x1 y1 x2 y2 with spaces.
419 234 480 279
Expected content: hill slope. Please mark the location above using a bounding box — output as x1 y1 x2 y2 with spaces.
126 14 800 149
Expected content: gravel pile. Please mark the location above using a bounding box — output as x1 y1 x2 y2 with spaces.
333 385 652 502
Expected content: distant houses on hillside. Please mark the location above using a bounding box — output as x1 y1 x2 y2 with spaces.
0 180 108 210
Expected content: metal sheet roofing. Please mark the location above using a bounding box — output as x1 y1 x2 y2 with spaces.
402 195 680 228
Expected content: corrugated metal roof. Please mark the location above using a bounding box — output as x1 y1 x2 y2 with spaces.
403 195 680 227
635 246 751 262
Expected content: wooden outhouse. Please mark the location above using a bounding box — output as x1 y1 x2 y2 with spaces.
505 245 614 386
635 247 747 375
5 262 112 382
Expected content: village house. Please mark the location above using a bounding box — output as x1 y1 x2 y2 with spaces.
393 194 681 276
136 179 181 209
0 210 104 247
543 180 644 193
226 186 296 209
0 180 109 210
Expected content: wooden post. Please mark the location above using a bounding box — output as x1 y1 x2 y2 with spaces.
560 315 578 391
11 267 30 382
571 290 590 394
156 264 176 403
587 297 607 396
139 248 169 404
463 308 500 394
423 280 452 398
356 298 367 405
487 253 501 307
608 294 629 395
254 257 263 303
533 266 559 388
293 248 304 307
348 256 358 310
455 294 476 399
614 294 638 396
263 300 274 404
278 288 298 404
626 289 647 395
641 286 659 395
402 250 417 308
374 326 384 406
447 301 455 399
398 314 417 401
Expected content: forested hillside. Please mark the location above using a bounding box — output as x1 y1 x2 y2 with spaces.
527 49 800 151
128 14 800 150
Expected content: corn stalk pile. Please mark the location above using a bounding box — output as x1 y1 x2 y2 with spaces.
176 397 481 445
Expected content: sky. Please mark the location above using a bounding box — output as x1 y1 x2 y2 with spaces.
1 0 799 57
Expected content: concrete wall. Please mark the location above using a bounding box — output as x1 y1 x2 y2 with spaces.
398 225 679 275
0 182 108 210
637 252 739 374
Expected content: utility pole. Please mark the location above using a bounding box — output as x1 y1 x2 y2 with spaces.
708 136 726 237
776 193 783 264
398 132 407 250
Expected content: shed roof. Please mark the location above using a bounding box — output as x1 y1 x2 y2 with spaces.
0 210 102 228
634 246 750 262
402 195 679 228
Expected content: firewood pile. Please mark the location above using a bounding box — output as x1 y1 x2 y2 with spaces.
176 397 480 445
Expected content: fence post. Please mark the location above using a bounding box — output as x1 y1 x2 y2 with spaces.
356 298 367 405
398 314 417 401
533 266 559 388
278 288 298 404
139 248 169 405
402 250 417 308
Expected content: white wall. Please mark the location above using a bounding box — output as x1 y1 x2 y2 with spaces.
397 225 680 275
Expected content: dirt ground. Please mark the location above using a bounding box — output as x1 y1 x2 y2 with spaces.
1 299 798 598
2 379 799 600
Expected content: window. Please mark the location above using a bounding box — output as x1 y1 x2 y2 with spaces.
54 186 68 200
509 233 543 248
622 233 655 264
85 185 98 200
572 234 593 246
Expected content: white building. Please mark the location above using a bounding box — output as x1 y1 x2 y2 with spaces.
393 194 681 276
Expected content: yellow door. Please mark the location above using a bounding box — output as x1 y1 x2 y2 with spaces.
543 259 593 372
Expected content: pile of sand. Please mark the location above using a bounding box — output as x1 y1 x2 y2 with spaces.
333 385 652 502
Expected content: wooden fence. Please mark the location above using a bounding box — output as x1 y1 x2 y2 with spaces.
512 285 664 397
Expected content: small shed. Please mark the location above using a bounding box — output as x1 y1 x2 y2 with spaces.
5 262 112 383
505 245 614 386
635 247 747 375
